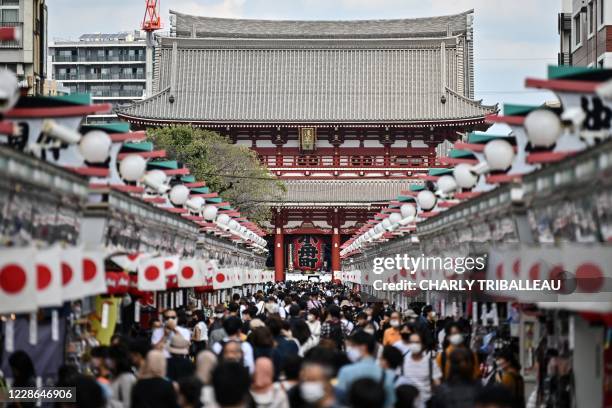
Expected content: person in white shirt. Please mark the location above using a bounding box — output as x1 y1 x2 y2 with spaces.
192 310 209 355
306 310 321 344
397 331 442 408
392 323 415 356
151 309 191 358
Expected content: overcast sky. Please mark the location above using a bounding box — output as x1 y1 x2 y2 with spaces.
48 0 560 112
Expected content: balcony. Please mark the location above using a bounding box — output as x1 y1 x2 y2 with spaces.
89 90 144 98
54 55 145 63
0 22 22 48
56 73 145 81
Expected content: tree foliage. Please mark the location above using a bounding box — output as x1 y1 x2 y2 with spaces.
148 125 285 223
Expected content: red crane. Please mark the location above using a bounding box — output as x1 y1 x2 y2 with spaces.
142 0 162 32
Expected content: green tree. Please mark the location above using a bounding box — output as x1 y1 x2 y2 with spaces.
148 125 285 223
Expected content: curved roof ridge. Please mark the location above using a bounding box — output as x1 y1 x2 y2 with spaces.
169 9 474 25
445 86 499 112
170 9 474 39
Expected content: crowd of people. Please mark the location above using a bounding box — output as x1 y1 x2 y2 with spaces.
3 281 528 408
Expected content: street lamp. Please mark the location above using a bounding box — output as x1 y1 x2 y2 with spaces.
119 154 147 182
524 109 562 148
417 190 437 211
483 139 515 171
453 163 478 189
169 184 190 206
203 205 218 221
79 130 112 163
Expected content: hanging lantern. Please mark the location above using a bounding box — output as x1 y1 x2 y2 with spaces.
453 163 478 189
400 204 416 219
436 175 458 194
524 109 562 148
119 154 147 182
169 185 190 206
203 205 218 221
388 212 402 224
79 130 112 163
417 190 437 211
484 139 515 171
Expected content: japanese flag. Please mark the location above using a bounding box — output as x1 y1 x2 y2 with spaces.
178 258 203 288
137 257 166 291
0 247 37 314
164 256 179 289
212 263 228 290
82 248 107 297
61 246 87 301
35 246 63 307
111 253 147 272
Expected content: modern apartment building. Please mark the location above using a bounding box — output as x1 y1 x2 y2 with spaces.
559 0 612 67
49 31 147 123
0 0 47 95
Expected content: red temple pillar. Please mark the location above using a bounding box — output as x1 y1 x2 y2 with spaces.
274 226 285 282
331 228 341 282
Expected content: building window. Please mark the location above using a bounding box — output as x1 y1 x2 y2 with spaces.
574 14 582 46
601 0 605 26
0 8 18 23
0 0 20 6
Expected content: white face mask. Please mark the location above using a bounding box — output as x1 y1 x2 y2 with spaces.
408 343 422 354
448 333 463 345
215 313 224 319
389 319 400 328
364 328 375 335
300 381 325 403
307 314 316 322
346 346 362 362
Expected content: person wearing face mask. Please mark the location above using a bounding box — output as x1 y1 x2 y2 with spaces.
397 331 441 408
288 361 336 408
436 322 479 381
336 331 396 407
152 309 191 358
208 305 228 351
306 309 321 344
392 323 414 356
493 349 525 407
383 311 402 346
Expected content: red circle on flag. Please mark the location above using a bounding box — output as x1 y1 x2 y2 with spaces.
0 264 26 294
528 264 540 281
512 260 521 277
164 260 174 269
37 264 52 290
182 266 194 279
127 253 140 261
496 264 504 280
83 258 97 282
145 266 160 281
575 263 604 293
62 263 73 285
216 273 225 283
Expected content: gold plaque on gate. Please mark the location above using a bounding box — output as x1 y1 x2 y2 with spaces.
299 127 317 153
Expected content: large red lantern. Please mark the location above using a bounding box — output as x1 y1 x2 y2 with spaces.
292 236 324 272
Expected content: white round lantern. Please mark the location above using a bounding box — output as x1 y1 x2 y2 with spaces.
374 223 384 234
143 170 167 192
185 197 205 212
203 205 218 221
400 204 417 219
216 214 231 225
417 190 437 211
453 163 478 189
169 185 190 205
388 212 402 224
229 220 240 231
437 175 458 194
524 109 562 148
0 70 20 113
484 139 515 171
119 154 147 181
382 218 392 230
79 130 112 163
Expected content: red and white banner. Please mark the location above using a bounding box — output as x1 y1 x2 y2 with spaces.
178 258 203 288
137 257 166 291
61 246 86 301
164 256 179 289
111 253 147 272
82 248 107 297
0 248 37 314
35 246 63 307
